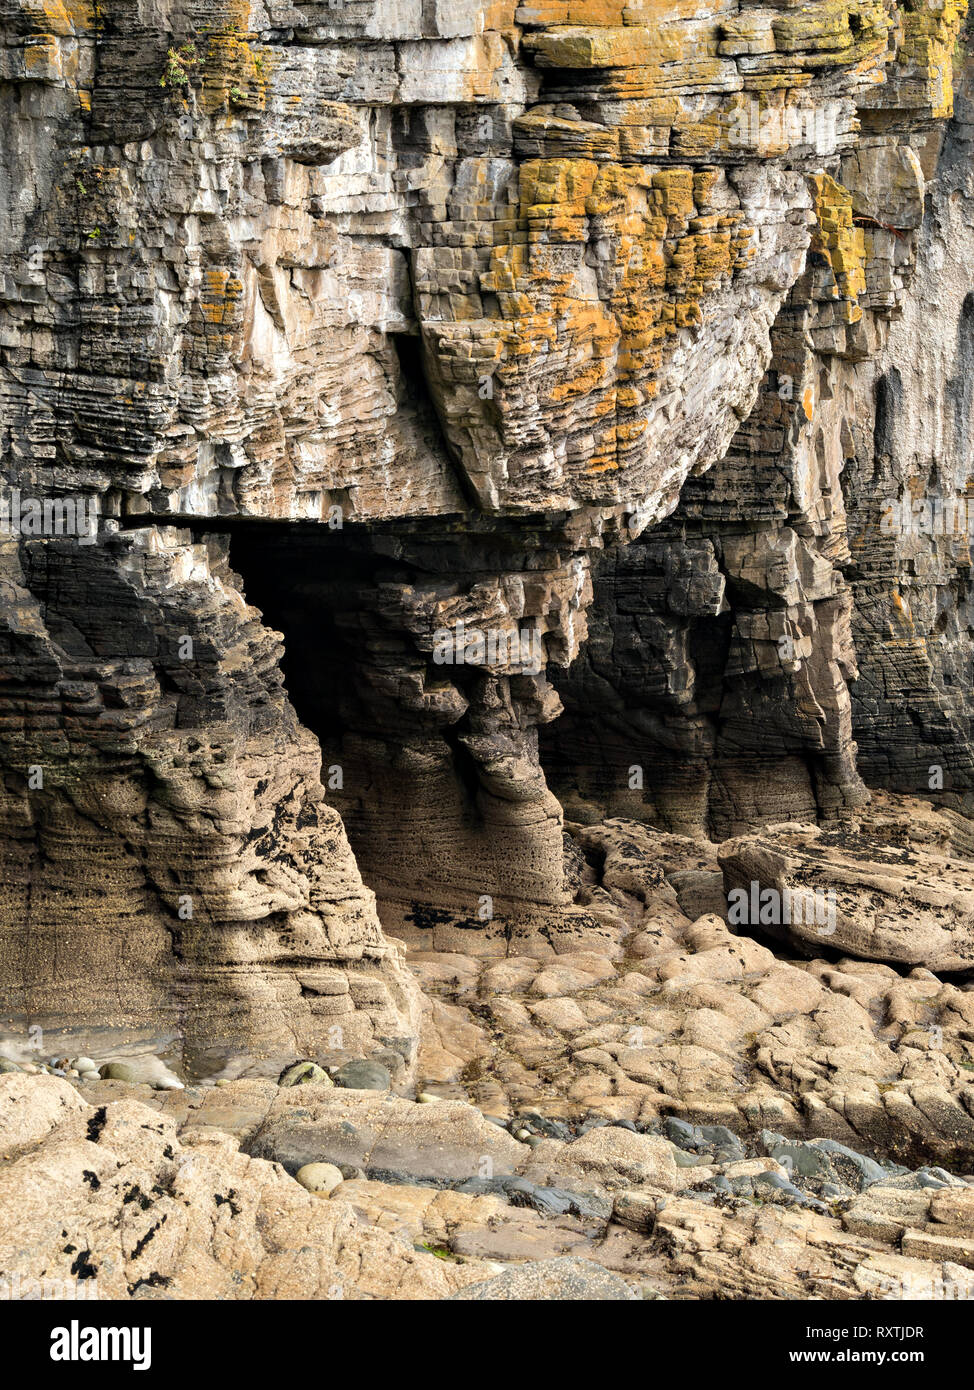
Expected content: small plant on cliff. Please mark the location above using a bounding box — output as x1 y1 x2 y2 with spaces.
160 43 197 90
415 1242 462 1262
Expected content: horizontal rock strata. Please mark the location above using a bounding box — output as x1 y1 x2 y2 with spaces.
2 0 974 1305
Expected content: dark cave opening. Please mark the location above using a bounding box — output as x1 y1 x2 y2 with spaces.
221 519 439 903
221 517 556 917
225 520 385 758
538 532 745 839
218 514 595 919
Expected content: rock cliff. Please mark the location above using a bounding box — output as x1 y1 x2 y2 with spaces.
2 0 974 1091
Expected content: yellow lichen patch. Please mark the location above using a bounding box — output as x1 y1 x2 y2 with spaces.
472 152 754 483
514 1 629 22
808 171 867 302
23 38 62 77
20 0 93 36
893 0 969 118
525 24 664 67
197 268 244 357
191 4 271 117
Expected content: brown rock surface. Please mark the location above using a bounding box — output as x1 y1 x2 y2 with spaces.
0 1074 489 1299
2 0 974 1308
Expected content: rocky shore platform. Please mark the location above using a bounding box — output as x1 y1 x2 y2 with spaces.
4 793 974 1301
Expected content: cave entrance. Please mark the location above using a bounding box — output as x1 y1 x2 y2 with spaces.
226 517 380 762
224 518 432 911
223 518 570 935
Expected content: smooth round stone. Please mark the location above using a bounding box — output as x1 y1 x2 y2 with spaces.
0 1058 22 1074
417 1092 442 1104
295 1163 344 1197
80 1071 101 1082
333 1060 391 1092
71 1057 97 1073
99 1058 184 1089
278 1061 332 1088
99 1062 142 1083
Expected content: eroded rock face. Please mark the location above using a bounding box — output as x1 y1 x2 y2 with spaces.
2 0 974 1106
543 12 974 839
0 525 420 1071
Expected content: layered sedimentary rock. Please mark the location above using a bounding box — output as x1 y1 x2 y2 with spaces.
1 0 973 1070
0 524 419 1070
544 6 974 837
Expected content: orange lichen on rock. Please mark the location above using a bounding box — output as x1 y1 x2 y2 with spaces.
809 172 867 305
469 155 755 485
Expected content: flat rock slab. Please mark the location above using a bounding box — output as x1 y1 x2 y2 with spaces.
447 1256 640 1300
519 1126 681 1193
718 822 974 972
246 1088 525 1181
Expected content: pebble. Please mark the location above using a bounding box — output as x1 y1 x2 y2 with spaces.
665 1116 701 1152
417 1092 441 1103
153 1076 185 1091
514 1112 571 1141
99 1062 141 1083
295 1162 344 1197
278 1061 332 1088
333 1059 391 1092
71 1057 97 1073
99 1059 184 1090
